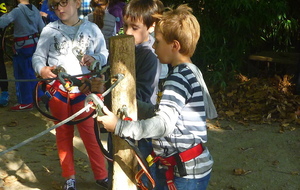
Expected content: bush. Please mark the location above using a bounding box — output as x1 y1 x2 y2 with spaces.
162 0 299 89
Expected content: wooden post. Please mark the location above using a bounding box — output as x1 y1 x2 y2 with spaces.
109 35 138 190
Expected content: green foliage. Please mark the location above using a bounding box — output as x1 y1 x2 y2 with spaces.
162 0 299 89
4 0 299 89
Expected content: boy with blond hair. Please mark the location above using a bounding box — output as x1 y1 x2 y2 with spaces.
97 4 216 190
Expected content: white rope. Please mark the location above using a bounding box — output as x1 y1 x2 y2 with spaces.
0 104 93 156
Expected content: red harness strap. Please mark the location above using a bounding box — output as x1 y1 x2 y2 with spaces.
155 143 204 190
47 80 61 96
47 75 90 97
14 33 39 42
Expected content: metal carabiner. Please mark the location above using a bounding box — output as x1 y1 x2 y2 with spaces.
102 73 125 97
84 73 125 117
85 93 105 117
57 72 74 91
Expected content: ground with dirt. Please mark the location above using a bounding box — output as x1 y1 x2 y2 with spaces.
0 62 300 190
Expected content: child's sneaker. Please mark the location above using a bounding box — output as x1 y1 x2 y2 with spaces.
96 178 108 189
64 179 76 190
0 91 9 107
10 103 33 111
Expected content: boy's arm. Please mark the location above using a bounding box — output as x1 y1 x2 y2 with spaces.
98 71 192 140
98 104 177 140
0 8 17 28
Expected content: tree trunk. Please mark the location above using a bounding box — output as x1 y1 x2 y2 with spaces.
109 35 138 190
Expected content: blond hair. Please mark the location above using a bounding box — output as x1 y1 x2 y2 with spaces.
155 4 200 57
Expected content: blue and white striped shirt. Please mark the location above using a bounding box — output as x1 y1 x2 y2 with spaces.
115 63 213 179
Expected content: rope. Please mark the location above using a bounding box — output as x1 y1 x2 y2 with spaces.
0 70 104 82
0 103 93 156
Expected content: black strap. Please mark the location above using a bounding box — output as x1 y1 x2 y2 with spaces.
94 119 114 162
124 138 151 173
173 153 187 177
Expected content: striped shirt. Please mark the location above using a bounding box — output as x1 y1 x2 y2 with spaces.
115 63 213 179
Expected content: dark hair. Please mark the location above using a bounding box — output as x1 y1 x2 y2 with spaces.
90 0 108 29
123 0 164 29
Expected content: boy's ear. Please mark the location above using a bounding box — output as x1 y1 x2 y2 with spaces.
172 40 181 52
76 0 81 9
147 23 156 34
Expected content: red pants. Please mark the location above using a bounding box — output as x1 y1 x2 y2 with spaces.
49 92 107 180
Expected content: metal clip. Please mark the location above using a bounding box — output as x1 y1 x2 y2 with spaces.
89 60 101 72
85 93 105 117
52 65 66 75
102 73 124 97
84 73 125 116
57 72 75 91
118 105 129 118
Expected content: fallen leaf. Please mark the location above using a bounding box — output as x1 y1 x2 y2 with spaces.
3 175 18 183
7 121 18 127
212 74 300 125
290 171 299 175
225 111 235 117
233 168 252 176
272 160 280 166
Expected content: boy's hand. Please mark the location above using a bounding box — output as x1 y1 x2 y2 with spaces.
40 66 57 81
80 55 95 67
97 106 118 132
79 76 106 94
91 76 106 93
79 78 91 94
40 11 48 17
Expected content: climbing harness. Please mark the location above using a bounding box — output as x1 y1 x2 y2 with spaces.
146 144 204 190
0 66 121 157
33 65 111 125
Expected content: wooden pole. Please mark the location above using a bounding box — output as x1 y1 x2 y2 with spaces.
109 35 138 190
